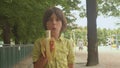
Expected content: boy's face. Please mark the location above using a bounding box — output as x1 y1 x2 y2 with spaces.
46 13 62 37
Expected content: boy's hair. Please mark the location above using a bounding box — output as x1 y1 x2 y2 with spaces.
42 7 67 32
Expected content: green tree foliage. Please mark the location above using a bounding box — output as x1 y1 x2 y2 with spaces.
79 0 120 17
0 0 119 44
0 0 45 44
97 28 120 46
0 0 81 44
64 27 120 46
97 0 120 16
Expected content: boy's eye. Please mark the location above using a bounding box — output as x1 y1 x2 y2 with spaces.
48 18 60 22
48 18 53 22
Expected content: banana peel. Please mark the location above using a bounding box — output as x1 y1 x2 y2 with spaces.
40 30 56 62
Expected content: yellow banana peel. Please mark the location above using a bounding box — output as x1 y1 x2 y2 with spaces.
40 30 56 62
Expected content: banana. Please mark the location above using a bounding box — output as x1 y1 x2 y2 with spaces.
40 30 56 62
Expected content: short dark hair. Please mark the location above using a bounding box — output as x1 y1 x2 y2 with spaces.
42 7 67 32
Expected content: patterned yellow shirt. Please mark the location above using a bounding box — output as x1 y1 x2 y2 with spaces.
32 37 75 68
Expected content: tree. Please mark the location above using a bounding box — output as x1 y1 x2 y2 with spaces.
97 0 120 16
80 0 120 17
0 0 51 44
86 0 99 66
0 16 10 44
0 0 81 44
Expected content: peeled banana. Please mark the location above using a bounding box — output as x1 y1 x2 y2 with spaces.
40 30 55 62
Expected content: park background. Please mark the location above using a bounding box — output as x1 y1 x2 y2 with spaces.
0 0 120 68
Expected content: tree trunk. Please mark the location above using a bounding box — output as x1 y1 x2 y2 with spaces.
0 16 11 45
86 0 99 66
12 23 20 44
3 22 11 45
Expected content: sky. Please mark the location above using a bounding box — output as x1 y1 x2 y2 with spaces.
56 1 120 30
72 0 120 30
73 14 120 29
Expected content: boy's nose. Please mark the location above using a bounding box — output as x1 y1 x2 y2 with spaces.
53 24 56 28
52 20 57 25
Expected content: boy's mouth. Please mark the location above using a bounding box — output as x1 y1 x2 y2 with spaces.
52 28 56 31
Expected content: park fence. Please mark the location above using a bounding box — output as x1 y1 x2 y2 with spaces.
0 44 33 68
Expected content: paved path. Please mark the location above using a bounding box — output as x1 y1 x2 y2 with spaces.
13 56 33 68
75 46 120 68
13 46 120 68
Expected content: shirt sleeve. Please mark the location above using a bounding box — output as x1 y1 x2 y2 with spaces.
67 40 75 64
32 39 41 62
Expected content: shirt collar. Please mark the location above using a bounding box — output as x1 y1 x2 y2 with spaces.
57 36 64 41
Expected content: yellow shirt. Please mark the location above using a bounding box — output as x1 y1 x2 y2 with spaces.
32 37 75 68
